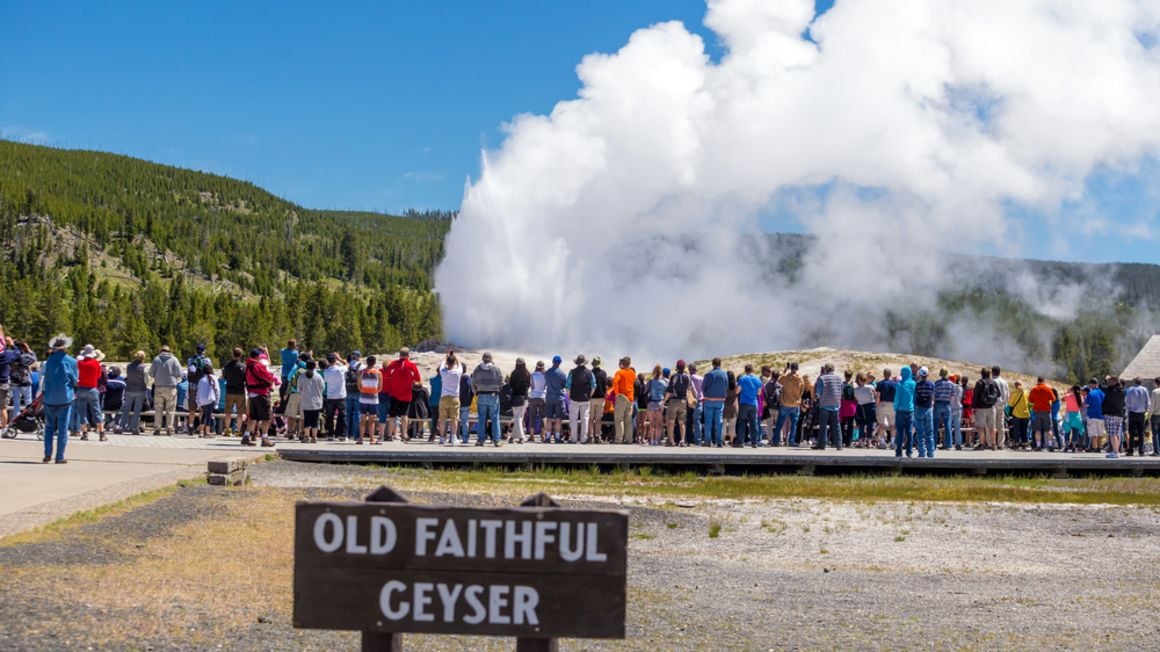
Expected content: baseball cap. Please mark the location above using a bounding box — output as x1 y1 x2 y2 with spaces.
196 343 206 353
918 366 929 377
552 355 562 365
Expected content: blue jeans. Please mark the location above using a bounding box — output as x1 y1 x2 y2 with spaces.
44 403 71 461
702 401 723 446
691 403 704 445
951 410 963 448
120 391 147 432
12 385 33 416
817 407 841 449
894 410 914 457
476 394 501 443
915 406 934 457
459 405 471 442
774 406 800 445
70 387 103 432
345 396 361 440
736 404 759 446
934 402 954 448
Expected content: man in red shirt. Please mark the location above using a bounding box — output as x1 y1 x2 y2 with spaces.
1027 377 1056 451
383 347 422 442
243 348 277 447
73 344 106 442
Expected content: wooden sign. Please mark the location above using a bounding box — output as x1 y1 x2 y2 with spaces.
293 490 628 642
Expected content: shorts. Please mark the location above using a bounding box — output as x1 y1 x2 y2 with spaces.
546 401 566 420
389 398 411 418
0 385 8 410
666 399 687 424
360 402 379 416
439 396 461 420
248 396 271 422
876 403 894 428
1087 418 1105 439
648 401 663 413
303 409 321 429
974 407 996 430
1104 416 1123 438
284 393 302 419
377 400 390 424
225 393 247 417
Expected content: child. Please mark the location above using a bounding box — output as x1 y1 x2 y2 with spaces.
196 364 219 438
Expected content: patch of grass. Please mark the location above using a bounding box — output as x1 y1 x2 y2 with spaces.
0 483 180 547
708 518 722 539
356 466 1160 506
819 548 830 555
665 522 680 529
631 532 656 541
894 534 907 542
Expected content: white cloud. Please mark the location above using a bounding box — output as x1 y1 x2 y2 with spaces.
435 0 1160 360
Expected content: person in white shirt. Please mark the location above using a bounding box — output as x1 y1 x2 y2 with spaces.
321 354 348 440
195 365 219 439
437 352 465 445
992 365 1010 449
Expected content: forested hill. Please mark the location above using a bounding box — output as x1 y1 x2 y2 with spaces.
0 140 451 361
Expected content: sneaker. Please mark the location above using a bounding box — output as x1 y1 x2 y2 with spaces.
42 456 50 463
80 433 89 441
475 441 485 447
99 434 107 442
260 437 275 447
494 440 503 447
1106 452 1119 459
55 459 68 464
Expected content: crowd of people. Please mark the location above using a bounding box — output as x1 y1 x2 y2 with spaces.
3 328 1159 464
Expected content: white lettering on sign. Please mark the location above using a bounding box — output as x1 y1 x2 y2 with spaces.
312 513 611 562
378 581 541 626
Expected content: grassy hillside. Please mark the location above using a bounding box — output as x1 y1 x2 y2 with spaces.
0 140 450 361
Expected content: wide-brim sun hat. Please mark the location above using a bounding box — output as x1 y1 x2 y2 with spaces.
49 333 73 351
574 354 587 365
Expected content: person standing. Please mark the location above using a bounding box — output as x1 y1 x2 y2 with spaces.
185 344 212 433
762 371 782 446
471 352 504 447
893 366 916 457
528 361 547 442
948 374 965 451
73 345 106 442
813 364 843 451
196 364 220 438
688 363 705 446
221 348 248 436
149 345 183 436
775 363 803 447
119 351 149 435
243 348 277 447
853 373 877 448
875 368 898 447
701 358 728 448
566 355 595 444
1007 381 1030 449
933 369 957 451
437 352 465 445
1151 378 1160 457
0 338 20 431
357 356 382 444
972 369 1000 450
41 334 78 463
912 368 935 457
1084 378 1106 453
735 364 762 448
383 348 422 443
1102 377 1126 459
508 358 531 444
9 340 36 419
664 360 693 447
992 366 1010 449
544 356 568 444
1028 377 1057 451
588 357 609 443
279 339 299 403
343 352 363 442
611 357 636 445
322 353 347 440
1124 377 1150 457
297 360 325 444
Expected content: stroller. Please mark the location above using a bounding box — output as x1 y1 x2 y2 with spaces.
1 393 45 440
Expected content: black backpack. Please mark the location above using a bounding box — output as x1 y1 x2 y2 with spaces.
345 365 361 393
669 373 690 403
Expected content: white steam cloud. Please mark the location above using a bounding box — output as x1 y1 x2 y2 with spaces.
435 0 1160 363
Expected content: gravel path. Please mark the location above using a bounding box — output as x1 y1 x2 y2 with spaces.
0 461 1157 650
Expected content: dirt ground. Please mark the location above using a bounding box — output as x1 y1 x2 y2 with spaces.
0 462 1157 651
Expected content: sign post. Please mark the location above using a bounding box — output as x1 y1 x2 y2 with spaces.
293 485 628 650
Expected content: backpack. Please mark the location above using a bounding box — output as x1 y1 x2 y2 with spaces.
669 373 690 405
11 352 34 385
188 355 208 385
980 379 1001 407
344 365 361 393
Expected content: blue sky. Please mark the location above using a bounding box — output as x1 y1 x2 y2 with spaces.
2 0 1156 264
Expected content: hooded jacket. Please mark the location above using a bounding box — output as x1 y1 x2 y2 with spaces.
471 362 503 394
893 367 916 412
150 352 184 388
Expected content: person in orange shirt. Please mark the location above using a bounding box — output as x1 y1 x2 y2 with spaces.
1027 377 1056 451
611 357 636 444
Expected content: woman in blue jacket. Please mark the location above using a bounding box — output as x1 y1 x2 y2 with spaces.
41 334 79 464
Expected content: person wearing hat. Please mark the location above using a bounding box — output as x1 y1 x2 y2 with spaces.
565 355 595 444
528 361 547 442
149 345 184 436
543 356 568 443
587 356 610 443
470 352 504 446
70 344 106 442
41 334 79 463
912 367 935 458
186 344 212 434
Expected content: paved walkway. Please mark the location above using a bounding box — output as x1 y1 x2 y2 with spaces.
0 433 264 538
